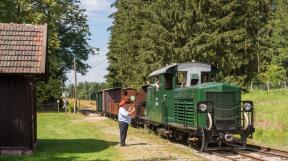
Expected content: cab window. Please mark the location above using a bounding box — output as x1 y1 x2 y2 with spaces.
177 71 187 87
164 74 173 90
201 72 210 83
190 73 199 86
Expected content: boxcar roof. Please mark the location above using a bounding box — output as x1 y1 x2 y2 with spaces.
102 87 122 91
101 87 135 92
0 23 47 74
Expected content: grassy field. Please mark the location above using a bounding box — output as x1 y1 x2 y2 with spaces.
0 113 121 161
0 113 204 161
243 88 288 149
0 89 287 160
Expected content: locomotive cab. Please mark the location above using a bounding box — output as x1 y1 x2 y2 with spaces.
176 63 216 87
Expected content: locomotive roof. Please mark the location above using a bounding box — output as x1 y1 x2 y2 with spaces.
148 62 211 77
177 62 211 71
149 63 177 77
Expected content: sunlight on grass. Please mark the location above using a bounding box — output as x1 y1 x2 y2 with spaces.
243 89 288 149
0 113 121 161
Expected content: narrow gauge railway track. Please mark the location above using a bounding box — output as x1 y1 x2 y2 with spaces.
209 149 267 161
227 142 288 159
92 111 288 161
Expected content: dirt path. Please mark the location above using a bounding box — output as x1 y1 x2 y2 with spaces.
82 113 230 161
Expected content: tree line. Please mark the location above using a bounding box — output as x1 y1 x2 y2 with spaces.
66 82 109 100
0 0 95 103
107 0 288 89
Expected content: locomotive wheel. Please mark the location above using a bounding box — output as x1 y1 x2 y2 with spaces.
200 128 208 151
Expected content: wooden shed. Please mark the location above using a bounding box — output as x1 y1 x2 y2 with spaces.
0 23 47 154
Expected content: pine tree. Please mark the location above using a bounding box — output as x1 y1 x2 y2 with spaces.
107 0 276 88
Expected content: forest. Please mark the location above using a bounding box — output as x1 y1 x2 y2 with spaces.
107 0 288 89
1 0 288 102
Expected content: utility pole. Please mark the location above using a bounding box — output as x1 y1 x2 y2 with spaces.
89 88 91 101
73 58 78 114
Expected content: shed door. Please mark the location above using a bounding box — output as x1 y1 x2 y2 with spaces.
0 77 34 149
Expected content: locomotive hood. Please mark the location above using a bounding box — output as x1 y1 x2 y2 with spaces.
174 82 240 100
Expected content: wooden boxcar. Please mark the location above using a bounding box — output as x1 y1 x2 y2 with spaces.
0 23 47 154
96 88 138 118
134 85 148 118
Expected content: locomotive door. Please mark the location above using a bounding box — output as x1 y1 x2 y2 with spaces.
163 74 174 124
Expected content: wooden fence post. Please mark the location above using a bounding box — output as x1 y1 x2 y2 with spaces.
284 81 287 88
267 80 270 92
250 81 253 91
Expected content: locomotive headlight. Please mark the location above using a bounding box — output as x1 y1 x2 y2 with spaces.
198 103 208 112
243 102 253 112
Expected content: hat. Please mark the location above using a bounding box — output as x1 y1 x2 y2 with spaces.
119 100 126 106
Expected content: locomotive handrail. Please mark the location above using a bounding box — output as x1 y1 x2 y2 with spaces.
243 113 250 130
207 112 213 131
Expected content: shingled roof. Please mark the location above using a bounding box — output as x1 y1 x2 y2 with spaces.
0 23 47 74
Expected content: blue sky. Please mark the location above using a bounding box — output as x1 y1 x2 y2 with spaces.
67 0 115 83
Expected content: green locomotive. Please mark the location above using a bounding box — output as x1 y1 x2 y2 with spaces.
143 62 255 151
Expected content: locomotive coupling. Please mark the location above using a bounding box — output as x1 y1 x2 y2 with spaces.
224 134 234 142
188 137 199 142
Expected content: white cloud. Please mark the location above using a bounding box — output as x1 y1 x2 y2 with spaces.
66 0 115 83
80 0 112 13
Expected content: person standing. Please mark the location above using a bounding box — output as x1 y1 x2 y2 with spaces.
62 97 68 112
118 100 135 146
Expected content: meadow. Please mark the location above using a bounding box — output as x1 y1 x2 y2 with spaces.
0 88 287 161
0 113 121 161
243 88 288 149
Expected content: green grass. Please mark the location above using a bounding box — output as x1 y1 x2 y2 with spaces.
0 113 121 161
243 89 288 149
1 89 287 160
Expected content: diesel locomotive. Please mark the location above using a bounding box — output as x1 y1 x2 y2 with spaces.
96 62 255 151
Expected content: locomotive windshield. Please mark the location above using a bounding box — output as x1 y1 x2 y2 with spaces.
201 71 217 83
177 71 187 87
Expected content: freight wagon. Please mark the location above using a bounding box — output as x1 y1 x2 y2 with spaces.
96 88 137 117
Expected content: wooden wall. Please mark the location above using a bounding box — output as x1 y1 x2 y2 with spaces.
0 76 36 150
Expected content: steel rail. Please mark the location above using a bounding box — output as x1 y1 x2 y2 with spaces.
245 144 288 159
228 142 288 159
228 149 267 161
208 151 238 161
247 144 288 156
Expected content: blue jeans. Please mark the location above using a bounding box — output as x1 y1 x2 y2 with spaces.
119 121 128 146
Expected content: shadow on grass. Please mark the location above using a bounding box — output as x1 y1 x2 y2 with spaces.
36 139 118 153
125 143 148 147
0 139 118 161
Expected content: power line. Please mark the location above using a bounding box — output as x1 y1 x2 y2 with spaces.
90 59 107 68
